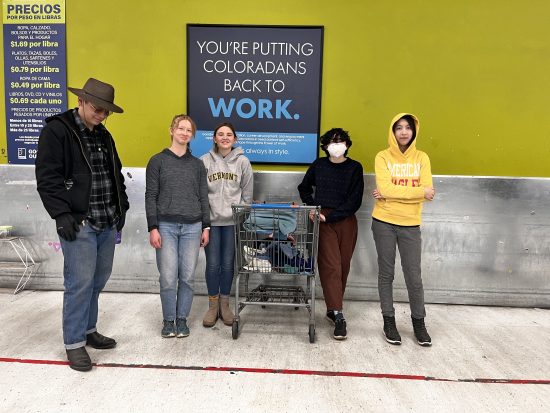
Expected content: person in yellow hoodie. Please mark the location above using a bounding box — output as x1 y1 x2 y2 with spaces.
371 113 435 347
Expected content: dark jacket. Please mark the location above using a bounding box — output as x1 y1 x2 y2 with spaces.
35 109 129 223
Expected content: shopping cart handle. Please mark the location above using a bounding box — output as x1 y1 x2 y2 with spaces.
249 203 301 209
232 203 320 210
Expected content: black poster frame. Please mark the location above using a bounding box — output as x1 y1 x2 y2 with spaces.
186 24 324 165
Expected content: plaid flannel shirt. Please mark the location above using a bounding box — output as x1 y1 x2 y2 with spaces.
73 109 118 230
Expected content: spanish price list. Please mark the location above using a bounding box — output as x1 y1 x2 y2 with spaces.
3 17 67 164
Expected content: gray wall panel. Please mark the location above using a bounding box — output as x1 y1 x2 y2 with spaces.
1 165 548 307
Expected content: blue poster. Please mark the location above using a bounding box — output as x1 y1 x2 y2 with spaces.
187 25 324 165
2 0 66 164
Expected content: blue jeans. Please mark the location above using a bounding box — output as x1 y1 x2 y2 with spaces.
204 225 235 296
156 221 202 321
60 223 116 349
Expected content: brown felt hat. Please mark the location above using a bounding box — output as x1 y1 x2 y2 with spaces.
68 78 123 113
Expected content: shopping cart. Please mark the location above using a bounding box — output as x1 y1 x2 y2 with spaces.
231 203 320 343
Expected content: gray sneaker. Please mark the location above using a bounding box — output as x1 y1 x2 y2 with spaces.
176 318 190 338
161 320 175 338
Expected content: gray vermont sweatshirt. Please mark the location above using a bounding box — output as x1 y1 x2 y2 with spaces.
145 148 210 231
200 147 253 226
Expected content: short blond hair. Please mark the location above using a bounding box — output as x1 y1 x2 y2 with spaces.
170 114 196 136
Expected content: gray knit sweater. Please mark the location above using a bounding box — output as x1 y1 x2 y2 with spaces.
145 148 210 231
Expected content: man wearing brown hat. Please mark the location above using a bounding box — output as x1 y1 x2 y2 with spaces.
35 78 129 371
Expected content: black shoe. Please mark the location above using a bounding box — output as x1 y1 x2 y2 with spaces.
326 310 336 324
161 320 176 338
412 317 432 347
86 331 117 349
383 316 402 345
66 347 92 372
333 314 347 340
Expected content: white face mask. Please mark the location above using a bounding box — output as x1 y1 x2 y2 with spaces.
327 142 347 158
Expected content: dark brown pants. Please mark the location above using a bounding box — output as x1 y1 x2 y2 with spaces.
317 211 358 311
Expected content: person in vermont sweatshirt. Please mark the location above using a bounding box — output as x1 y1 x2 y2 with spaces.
371 113 435 347
200 123 253 327
145 114 210 339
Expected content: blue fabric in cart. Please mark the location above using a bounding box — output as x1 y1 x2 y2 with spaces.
243 210 297 239
256 242 313 273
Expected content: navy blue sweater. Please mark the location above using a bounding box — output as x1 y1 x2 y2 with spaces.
298 157 364 223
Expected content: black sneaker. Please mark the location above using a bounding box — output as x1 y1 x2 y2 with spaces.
161 320 176 338
383 316 401 345
176 318 190 338
333 314 347 340
326 310 336 324
412 317 432 347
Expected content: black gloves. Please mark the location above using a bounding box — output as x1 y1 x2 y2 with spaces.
55 213 80 241
116 211 126 232
56 211 126 239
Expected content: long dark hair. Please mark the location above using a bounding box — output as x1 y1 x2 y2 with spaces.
392 115 416 141
212 122 237 152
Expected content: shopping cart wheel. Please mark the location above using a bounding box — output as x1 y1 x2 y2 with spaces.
232 320 239 340
260 286 268 309
308 324 315 343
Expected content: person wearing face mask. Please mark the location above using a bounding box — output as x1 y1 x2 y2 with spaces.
371 113 435 347
298 128 364 340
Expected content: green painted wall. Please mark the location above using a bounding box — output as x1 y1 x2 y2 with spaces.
1 0 549 176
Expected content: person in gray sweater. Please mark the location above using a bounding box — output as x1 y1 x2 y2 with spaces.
145 114 210 338
200 123 253 327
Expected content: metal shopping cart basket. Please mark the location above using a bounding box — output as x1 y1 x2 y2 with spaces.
231 203 320 343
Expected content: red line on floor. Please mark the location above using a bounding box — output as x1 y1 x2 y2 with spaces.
1 357 549 385
1 357 68 366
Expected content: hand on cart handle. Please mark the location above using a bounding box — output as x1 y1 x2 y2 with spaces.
149 228 162 249
309 210 326 222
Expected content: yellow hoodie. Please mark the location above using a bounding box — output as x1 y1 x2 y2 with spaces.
372 113 433 226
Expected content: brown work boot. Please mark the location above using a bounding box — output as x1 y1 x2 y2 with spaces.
219 295 234 326
203 295 219 327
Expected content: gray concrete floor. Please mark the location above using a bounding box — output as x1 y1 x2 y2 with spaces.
0 289 549 412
